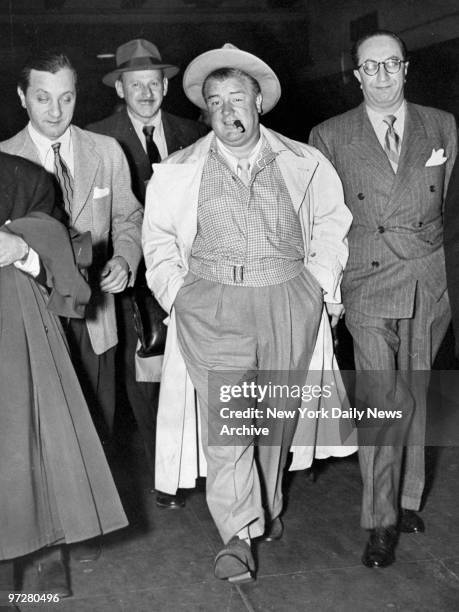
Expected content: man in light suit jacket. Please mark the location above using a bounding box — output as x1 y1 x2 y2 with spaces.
0 51 143 447
310 30 457 568
87 40 207 509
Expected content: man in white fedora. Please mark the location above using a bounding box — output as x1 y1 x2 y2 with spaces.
88 38 207 510
142 43 352 583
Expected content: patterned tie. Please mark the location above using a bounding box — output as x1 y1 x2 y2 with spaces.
142 125 161 166
52 142 74 219
237 158 251 186
383 115 401 173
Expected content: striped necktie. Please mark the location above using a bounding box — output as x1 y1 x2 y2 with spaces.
142 125 161 166
52 142 73 219
237 158 251 186
383 115 401 173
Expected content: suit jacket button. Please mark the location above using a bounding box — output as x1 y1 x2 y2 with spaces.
430 185 436 192
371 261 380 268
358 192 365 200
377 226 385 233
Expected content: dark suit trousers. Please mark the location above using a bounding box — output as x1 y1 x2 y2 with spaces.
346 287 450 529
65 318 115 442
115 292 158 485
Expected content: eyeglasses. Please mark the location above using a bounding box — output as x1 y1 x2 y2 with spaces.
358 58 406 76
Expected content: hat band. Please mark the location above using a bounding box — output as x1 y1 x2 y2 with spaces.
117 56 165 70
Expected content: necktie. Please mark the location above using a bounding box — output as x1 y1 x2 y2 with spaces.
383 115 401 173
237 158 251 186
143 125 161 166
52 142 74 220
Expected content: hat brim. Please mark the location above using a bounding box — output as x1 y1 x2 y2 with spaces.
183 47 281 114
103 60 180 87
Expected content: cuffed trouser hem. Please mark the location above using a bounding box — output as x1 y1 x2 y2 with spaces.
400 495 422 512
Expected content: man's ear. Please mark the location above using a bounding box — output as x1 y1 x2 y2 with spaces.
404 61 409 80
256 93 263 114
353 69 362 86
17 86 27 109
163 77 169 97
115 79 125 100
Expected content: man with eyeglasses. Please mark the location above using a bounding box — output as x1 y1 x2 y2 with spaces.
310 30 457 568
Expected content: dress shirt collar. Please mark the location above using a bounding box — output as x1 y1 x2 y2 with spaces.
27 122 74 174
214 134 264 175
366 100 406 145
127 108 167 159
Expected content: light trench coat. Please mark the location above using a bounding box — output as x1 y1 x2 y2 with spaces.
142 127 356 494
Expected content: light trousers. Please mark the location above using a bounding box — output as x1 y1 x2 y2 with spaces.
174 269 322 543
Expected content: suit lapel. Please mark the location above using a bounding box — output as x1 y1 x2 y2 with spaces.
71 126 99 223
162 111 182 155
383 103 430 220
118 108 149 164
19 129 43 166
347 105 395 197
277 153 318 213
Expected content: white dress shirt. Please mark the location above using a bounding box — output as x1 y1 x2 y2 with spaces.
216 134 263 176
128 109 168 161
366 101 406 150
4 220 41 277
16 124 75 276
27 122 74 177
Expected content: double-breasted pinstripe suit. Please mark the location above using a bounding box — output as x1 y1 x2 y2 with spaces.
310 101 457 528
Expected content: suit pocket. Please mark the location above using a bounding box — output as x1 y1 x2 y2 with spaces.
302 267 324 300
173 271 201 309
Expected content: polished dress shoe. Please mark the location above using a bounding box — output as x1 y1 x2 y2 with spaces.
399 509 425 533
214 537 255 584
36 560 71 598
362 526 398 568
260 516 284 542
71 536 101 562
156 491 185 509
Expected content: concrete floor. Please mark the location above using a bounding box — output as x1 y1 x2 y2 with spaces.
20 439 459 612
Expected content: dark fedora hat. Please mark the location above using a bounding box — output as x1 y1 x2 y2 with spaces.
102 39 180 87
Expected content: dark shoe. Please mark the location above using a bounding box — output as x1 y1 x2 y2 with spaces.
36 560 71 598
399 509 425 534
362 526 398 568
260 516 284 542
214 537 255 584
156 492 185 509
70 537 101 562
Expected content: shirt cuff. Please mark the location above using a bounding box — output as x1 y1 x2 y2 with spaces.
14 247 40 277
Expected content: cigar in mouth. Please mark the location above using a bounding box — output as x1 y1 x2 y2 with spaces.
233 119 246 133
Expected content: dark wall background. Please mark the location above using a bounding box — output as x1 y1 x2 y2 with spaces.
301 36 459 134
0 17 312 139
0 11 457 141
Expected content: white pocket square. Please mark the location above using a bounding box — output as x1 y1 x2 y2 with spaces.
425 148 447 167
93 186 110 198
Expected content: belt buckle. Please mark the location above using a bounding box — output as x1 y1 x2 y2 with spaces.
232 265 244 284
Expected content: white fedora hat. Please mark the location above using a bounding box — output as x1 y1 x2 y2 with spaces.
183 43 281 114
